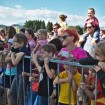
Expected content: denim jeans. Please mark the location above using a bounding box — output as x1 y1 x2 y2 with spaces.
34 95 48 105
26 90 37 105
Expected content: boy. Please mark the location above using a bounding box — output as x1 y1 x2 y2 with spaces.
33 44 57 105
53 57 82 105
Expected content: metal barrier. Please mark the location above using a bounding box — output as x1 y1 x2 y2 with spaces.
0 55 101 105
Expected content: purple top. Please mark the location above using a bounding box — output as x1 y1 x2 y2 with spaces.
84 17 100 31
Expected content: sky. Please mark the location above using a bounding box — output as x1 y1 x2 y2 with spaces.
0 0 105 27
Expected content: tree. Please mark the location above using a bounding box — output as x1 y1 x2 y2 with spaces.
75 25 83 35
24 20 34 30
46 21 53 32
41 20 46 29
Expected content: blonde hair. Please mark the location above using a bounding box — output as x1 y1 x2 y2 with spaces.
37 29 47 39
94 41 105 56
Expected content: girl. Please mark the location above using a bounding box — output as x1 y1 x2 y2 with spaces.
59 14 68 30
10 33 30 105
7 26 16 51
25 28 36 52
32 29 48 56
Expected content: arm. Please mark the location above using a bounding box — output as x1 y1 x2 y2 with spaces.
11 52 24 66
80 83 95 99
5 51 12 62
53 76 71 84
32 53 41 72
44 58 56 79
84 88 95 99
71 77 78 91
32 43 40 54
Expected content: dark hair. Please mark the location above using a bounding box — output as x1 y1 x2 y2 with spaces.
41 44 57 55
88 8 95 14
14 33 28 46
20 28 25 33
26 28 35 38
59 14 67 22
0 29 6 36
53 23 61 29
49 38 62 51
100 29 105 34
8 26 16 39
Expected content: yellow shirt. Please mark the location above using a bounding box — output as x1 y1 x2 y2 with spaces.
58 71 82 105
91 97 105 105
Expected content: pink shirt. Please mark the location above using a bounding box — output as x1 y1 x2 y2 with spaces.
84 17 100 31
61 47 87 60
28 39 36 52
36 39 48 55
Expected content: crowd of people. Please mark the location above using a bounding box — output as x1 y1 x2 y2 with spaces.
0 8 105 105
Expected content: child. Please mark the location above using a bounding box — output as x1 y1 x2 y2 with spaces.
53 57 82 105
10 33 31 105
0 42 4 85
79 41 105 102
22 71 39 105
32 29 48 56
59 14 68 30
3 48 18 105
33 44 57 105
77 68 105 105
81 8 100 47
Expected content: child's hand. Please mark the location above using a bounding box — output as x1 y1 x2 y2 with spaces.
92 65 101 72
29 76 35 82
98 61 105 72
66 70 73 79
77 88 82 97
44 57 49 65
22 71 27 76
57 53 62 59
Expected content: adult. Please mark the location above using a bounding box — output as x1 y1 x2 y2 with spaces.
53 23 61 37
25 28 36 52
79 22 100 57
100 29 105 41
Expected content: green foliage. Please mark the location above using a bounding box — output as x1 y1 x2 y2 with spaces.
24 20 46 32
68 25 83 35
46 21 53 32
75 25 83 35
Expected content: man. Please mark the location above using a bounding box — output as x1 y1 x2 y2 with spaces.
79 22 100 57
53 23 61 37
100 29 105 41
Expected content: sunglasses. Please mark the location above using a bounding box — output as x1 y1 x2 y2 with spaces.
62 35 69 39
86 26 93 29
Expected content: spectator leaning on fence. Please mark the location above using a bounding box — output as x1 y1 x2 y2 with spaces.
32 44 57 105
54 57 82 105
10 33 30 105
58 28 88 73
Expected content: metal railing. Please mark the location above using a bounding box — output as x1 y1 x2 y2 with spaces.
0 55 100 105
